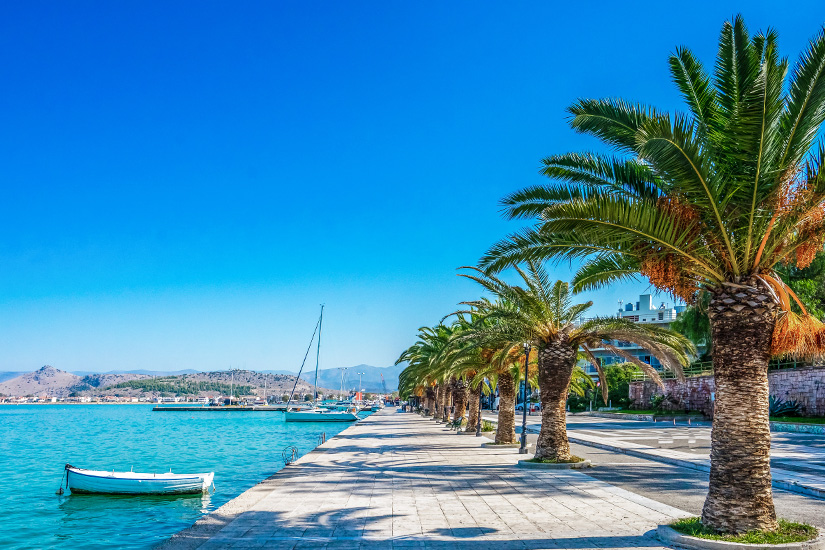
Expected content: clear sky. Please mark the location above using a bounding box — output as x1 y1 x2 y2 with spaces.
1 1 823 373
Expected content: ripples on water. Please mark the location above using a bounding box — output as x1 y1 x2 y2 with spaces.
0 405 365 549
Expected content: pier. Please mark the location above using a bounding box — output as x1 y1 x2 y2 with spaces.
158 409 691 550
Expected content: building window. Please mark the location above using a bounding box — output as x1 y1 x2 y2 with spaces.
658 312 664 320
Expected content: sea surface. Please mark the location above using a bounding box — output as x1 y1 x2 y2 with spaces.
0 404 369 549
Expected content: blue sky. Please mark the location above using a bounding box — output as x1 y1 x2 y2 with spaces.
1 1 823 373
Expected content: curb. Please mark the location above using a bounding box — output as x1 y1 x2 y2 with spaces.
480 442 533 448
656 525 825 550
517 459 592 470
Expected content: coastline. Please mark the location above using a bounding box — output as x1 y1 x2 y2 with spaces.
0 402 157 405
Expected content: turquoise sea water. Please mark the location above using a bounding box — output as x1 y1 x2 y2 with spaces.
0 405 367 549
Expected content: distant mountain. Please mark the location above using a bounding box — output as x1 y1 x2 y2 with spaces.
258 364 403 393
0 363 402 398
292 364 405 393
69 369 201 376
0 366 339 399
0 366 81 397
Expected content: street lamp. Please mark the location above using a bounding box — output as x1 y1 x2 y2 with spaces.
519 342 531 454
475 379 485 437
356 372 365 399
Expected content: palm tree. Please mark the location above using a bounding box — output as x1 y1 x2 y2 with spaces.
479 16 825 533
459 262 694 461
397 325 454 418
446 310 537 443
474 345 527 444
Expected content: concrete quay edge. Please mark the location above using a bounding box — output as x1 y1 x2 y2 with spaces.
154 417 363 550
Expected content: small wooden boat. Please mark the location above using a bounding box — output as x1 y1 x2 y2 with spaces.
64 464 214 495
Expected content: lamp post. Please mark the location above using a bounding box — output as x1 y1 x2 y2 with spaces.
519 343 531 454
476 380 485 436
356 372 365 399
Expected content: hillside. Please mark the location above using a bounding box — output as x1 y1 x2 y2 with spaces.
70 372 152 392
0 366 81 397
294 364 404 393
264 363 404 393
0 364 392 399
180 370 337 398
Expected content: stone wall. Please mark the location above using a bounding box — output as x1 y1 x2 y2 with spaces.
629 366 825 418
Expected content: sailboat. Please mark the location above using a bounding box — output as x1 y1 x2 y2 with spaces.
285 306 359 422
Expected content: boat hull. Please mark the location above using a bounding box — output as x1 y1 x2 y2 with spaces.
284 411 358 422
66 467 214 495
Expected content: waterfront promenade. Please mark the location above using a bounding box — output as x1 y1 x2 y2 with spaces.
160 409 691 550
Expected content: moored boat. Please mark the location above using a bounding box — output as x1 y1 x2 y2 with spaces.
284 409 358 422
282 306 358 423
64 464 214 495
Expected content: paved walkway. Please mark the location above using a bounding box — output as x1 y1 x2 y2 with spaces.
161 410 690 549
482 412 825 498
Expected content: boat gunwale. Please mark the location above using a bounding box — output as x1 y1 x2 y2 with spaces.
67 468 210 482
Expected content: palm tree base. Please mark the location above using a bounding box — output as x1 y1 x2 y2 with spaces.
517 459 591 469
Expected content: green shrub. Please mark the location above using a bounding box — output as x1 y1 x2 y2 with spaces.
769 395 802 417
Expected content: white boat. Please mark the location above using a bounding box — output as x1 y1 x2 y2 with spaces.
282 307 359 423
285 408 358 422
64 464 214 495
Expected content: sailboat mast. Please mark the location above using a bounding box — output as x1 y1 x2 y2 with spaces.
314 305 324 402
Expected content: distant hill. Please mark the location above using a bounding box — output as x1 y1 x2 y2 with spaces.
69 369 200 377
0 366 339 399
263 363 405 393
0 366 81 397
0 362 403 398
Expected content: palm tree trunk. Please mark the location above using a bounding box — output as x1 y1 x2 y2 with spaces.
701 282 778 533
442 385 452 423
434 384 443 421
534 340 576 461
453 381 468 426
495 372 518 444
465 384 480 432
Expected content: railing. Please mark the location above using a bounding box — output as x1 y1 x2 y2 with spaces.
630 360 816 382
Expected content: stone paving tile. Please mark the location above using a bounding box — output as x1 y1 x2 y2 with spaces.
165 410 690 549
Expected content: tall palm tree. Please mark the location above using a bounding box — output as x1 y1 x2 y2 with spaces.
459 262 694 461
397 324 454 418
479 16 825 533
445 310 537 443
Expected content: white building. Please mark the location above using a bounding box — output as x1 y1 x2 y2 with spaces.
581 294 688 375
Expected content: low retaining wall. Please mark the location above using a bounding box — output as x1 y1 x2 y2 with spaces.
629 366 825 417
